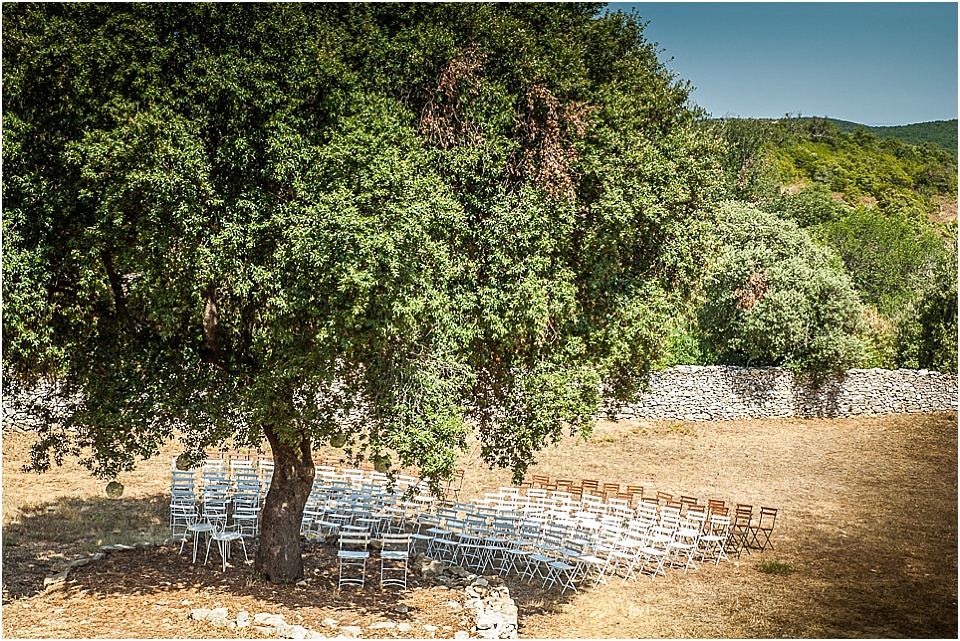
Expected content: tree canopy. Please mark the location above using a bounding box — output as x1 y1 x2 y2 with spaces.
698 202 866 374
3 2 723 581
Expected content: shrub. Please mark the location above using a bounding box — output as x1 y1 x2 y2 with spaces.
699 201 865 375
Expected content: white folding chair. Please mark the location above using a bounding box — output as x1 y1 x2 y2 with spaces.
698 514 732 565
637 525 672 581
204 517 248 571
380 533 412 589
668 517 701 573
337 528 371 588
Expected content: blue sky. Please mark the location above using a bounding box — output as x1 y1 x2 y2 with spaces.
606 2 958 126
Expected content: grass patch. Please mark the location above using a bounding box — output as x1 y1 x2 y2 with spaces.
756 560 795 575
665 422 697 437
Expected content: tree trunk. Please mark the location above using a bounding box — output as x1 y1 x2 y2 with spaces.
254 425 314 583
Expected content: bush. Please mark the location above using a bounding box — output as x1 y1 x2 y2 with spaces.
815 206 949 317
765 182 849 228
895 235 958 373
699 201 865 375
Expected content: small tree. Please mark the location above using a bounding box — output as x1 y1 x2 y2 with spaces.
3 3 723 582
895 229 959 373
699 201 866 374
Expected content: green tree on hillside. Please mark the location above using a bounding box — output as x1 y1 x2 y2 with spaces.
815 207 948 317
2 3 723 582
894 229 959 373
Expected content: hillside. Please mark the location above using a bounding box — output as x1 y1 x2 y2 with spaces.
825 118 957 157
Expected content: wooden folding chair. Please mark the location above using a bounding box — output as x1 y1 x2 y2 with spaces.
580 479 600 494
626 484 644 500
730 504 754 557
531 474 551 488
753 506 778 551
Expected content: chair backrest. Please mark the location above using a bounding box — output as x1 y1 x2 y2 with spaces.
380 533 411 554
664 499 684 511
602 482 621 497
339 529 370 550
686 506 708 523
758 506 778 529
581 493 604 507
711 505 729 517
708 514 731 535
659 507 681 530
636 502 658 521
626 484 644 498
607 497 630 510
531 474 551 488
734 504 754 527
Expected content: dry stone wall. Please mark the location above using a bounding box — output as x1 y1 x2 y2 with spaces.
609 366 958 421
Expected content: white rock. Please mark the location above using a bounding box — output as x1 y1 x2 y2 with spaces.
368 622 396 629
189 608 212 622
263 614 288 628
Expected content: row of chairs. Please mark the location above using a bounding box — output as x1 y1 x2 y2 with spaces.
302 483 420 541
516 477 780 555
526 474 644 504
525 473 736 512
412 499 738 593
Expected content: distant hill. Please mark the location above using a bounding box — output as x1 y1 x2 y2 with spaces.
825 118 957 157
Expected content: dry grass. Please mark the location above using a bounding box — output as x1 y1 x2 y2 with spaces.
2 411 958 638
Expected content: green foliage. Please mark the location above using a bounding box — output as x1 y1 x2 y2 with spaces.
827 118 958 158
710 116 956 376
895 231 959 373
699 202 866 375
771 118 956 219
2 4 723 487
707 118 781 203
814 207 949 317
765 182 850 228
858 307 899 370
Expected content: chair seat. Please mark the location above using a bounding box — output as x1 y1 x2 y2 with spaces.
338 550 370 560
381 551 409 560
213 531 242 542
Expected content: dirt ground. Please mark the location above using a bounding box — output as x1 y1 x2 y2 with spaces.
2 411 957 638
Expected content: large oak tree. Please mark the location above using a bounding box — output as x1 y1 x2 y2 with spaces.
3 3 723 582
